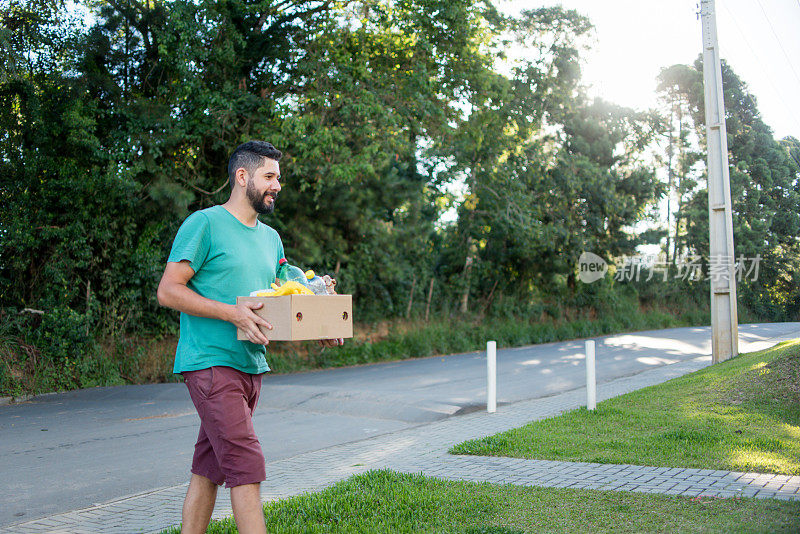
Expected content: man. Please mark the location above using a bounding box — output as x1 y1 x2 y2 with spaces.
157 141 342 534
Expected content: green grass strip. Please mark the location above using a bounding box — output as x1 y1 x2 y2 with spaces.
162 470 799 533
452 340 800 475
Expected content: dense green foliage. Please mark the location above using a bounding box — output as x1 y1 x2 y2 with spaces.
655 60 800 320
1 1 798 395
452 340 800 475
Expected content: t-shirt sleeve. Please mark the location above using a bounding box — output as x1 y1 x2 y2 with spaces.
168 212 211 273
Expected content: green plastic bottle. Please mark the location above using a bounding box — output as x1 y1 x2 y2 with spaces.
276 258 309 287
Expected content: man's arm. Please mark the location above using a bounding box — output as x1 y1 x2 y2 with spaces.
156 260 273 345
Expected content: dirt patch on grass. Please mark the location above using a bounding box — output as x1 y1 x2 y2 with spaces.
765 352 800 401
724 345 800 406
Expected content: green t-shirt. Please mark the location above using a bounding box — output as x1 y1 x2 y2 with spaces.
167 205 284 375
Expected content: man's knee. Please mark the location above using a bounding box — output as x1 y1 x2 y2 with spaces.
190 473 220 491
230 483 263 509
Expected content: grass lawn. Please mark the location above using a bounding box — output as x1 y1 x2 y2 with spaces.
451 340 800 475
162 470 799 533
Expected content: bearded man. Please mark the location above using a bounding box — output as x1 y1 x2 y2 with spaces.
157 141 341 533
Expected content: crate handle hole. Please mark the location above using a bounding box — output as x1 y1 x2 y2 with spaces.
296 312 303 322
342 311 349 321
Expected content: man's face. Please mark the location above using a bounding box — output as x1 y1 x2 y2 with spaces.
244 158 281 214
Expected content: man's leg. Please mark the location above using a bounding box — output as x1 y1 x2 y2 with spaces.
230 482 266 534
229 373 266 533
186 367 267 532
182 370 226 533
181 473 218 534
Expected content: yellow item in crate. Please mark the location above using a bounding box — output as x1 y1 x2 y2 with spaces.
252 280 314 297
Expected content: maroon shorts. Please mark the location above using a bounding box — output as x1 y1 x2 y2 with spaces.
183 366 265 488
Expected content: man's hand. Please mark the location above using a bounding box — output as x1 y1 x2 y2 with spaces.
230 301 273 345
318 338 344 348
158 260 273 344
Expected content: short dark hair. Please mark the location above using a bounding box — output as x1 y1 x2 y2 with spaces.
227 141 282 188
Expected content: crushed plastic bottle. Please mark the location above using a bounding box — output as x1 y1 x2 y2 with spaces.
305 270 328 295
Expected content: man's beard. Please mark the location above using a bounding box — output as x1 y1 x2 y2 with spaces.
246 178 276 214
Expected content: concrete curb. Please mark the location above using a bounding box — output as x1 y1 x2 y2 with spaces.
0 394 35 406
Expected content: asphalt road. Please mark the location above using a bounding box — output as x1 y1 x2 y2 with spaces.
1 322 798 526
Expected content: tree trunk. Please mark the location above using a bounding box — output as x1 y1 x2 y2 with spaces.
85 280 92 336
425 277 434 322
483 279 499 314
460 263 472 313
460 237 474 314
666 103 675 265
405 275 416 318
673 100 685 263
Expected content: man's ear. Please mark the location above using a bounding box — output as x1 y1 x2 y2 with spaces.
235 168 249 188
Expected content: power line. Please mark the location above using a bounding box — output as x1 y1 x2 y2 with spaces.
719 2 800 135
754 0 800 88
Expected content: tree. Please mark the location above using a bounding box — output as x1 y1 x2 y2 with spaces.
438 7 662 313
1 0 507 328
677 59 800 319
655 64 704 264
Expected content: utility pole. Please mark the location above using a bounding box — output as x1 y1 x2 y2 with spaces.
700 0 738 363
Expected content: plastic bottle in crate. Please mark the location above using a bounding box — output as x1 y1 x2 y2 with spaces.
305 270 328 295
276 258 309 287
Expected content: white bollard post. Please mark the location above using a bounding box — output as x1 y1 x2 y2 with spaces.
586 340 596 411
487 340 497 413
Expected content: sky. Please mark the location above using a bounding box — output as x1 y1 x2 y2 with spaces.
504 0 800 140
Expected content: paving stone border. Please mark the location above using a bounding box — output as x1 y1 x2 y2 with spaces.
4 354 798 534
